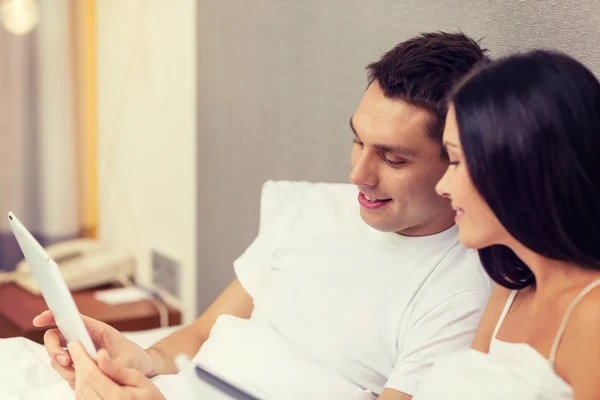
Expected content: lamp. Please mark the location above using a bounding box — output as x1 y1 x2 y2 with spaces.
0 0 40 35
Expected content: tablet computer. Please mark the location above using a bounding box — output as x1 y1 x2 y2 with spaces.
193 365 259 400
175 355 260 400
8 212 97 359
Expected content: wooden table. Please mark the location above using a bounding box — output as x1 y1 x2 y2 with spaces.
0 283 181 343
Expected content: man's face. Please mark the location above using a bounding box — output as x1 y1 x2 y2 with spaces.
349 81 455 236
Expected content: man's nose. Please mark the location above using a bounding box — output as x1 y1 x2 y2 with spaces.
350 151 379 187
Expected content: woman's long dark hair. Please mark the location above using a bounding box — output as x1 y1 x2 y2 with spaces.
451 51 600 289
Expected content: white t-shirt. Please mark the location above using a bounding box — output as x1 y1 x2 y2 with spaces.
198 181 492 397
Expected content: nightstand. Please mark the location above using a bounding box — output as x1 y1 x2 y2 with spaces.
0 283 181 343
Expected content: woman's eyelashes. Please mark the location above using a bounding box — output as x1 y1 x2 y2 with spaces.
447 153 461 167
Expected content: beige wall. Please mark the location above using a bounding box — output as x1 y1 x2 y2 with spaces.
195 1 600 312
96 0 197 322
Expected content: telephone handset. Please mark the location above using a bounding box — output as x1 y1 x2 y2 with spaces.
10 238 136 294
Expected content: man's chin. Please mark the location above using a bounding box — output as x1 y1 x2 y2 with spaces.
359 209 399 232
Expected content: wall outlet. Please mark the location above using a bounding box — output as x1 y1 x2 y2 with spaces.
151 250 180 298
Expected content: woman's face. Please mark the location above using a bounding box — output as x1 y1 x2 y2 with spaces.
436 105 511 249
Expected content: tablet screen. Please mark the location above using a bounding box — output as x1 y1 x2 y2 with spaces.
194 366 259 400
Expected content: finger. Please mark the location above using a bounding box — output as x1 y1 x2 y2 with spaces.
36 311 108 352
33 310 55 327
79 317 113 350
75 314 111 349
68 341 97 369
34 310 101 332
44 329 71 366
69 342 122 399
97 349 145 387
50 359 75 386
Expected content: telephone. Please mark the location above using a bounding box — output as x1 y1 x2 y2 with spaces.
10 238 136 294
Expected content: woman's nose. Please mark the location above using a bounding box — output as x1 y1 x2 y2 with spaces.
435 174 451 198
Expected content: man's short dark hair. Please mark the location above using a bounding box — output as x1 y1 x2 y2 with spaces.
367 31 489 143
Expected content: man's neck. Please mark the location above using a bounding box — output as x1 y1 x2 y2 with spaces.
395 217 455 237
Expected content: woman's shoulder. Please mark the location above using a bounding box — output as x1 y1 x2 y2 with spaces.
556 283 600 397
470 284 514 352
561 283 600 342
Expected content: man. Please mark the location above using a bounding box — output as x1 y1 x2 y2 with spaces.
35 32 492 399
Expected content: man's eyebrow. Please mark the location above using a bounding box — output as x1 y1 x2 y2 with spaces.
377 143 419 158
350 116 419 158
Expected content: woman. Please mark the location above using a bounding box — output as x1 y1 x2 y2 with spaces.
414 51 600 399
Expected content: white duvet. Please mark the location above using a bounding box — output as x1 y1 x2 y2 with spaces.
0 318 374 400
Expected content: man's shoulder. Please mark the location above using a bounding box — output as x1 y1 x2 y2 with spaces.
407 246 492 323
427 246 493 297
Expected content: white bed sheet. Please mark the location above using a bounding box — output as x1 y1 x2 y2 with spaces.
0 325 183 400
0 321 375 400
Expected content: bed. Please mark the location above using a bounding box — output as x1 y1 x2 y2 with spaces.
0 325 182 399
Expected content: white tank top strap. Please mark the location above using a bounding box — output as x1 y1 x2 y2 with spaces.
549 278 600 364
491 289 519 340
